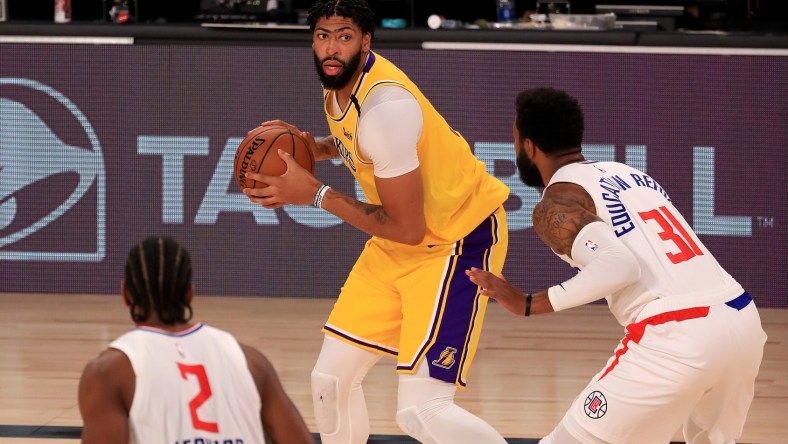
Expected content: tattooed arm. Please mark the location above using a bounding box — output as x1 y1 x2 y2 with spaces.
467 181 639 316
535 181 641 312
245 155 426 245
467 182 600 317
320 168 426 245
312 135 340 160
249 117 425 244
532 182 601 258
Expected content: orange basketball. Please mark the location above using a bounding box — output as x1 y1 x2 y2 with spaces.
233 125 315 190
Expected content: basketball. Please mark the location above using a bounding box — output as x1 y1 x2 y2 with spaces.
233 125 315 190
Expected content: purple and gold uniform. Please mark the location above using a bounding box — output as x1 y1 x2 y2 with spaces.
321 52 509 387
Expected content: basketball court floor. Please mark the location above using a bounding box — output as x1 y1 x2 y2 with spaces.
1 293 785 443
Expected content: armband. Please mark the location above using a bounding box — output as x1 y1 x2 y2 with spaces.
547 221 641 312
313 184 331 209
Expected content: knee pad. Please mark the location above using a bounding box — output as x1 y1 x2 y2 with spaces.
311 369 340 435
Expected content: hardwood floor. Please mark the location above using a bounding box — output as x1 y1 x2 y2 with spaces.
1 293 785 443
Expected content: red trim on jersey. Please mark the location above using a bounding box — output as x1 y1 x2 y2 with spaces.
599 306 710 380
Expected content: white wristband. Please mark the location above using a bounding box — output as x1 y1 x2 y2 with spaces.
312 184 331 209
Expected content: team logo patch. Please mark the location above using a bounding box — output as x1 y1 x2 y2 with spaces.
431 347 457 369
585 239 599 251
584 391 607 419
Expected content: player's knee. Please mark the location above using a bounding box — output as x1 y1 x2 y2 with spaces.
395 388 453 442
396 368 456 438
396 405 438 443
311 369 340 435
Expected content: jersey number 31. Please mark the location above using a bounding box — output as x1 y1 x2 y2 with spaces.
639 206 704 265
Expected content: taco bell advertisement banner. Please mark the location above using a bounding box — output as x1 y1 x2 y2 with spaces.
0 43 786 307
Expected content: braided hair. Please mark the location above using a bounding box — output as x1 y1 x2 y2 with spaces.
124 236 193 325
307 0 375 39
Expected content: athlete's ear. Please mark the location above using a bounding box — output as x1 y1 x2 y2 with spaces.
121 280 132 307
187 284 195 305
362 33 371 53
524 138 537 159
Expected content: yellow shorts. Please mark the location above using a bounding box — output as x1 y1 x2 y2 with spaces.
323 207 508 387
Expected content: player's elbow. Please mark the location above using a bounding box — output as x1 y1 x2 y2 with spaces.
618 252 642 287
399 229 425 245
397 221 426 245
600 242 641 289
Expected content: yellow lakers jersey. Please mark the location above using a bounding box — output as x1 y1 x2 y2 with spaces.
323 51 509 246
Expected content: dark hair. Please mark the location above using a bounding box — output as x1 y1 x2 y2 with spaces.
124 236 193 325
307 0 375 39
515 87 584 155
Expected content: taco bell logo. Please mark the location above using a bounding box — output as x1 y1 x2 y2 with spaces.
0 78 105 261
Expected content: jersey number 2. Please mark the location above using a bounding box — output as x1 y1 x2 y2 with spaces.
638 206 704 264
177 363 219 433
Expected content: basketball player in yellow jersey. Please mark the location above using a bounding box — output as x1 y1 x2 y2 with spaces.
242 1 509 443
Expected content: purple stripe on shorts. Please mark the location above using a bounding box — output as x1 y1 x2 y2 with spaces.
418 212 498 384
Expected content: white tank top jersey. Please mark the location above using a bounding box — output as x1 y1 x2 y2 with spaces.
110 323 265 444
547 161 744 325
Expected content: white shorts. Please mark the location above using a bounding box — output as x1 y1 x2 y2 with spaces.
555 293 766 444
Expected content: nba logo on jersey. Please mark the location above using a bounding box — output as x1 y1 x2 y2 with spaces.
584 391 607 419
431 347 457 369
585 239 599 251
175 343 186 359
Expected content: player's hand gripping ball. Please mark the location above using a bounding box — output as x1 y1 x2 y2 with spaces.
233 125 315 190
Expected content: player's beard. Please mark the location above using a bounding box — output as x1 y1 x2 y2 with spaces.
313 50 363 90
516 150 545 188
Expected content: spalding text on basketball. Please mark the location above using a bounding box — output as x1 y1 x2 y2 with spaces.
236 135 264 189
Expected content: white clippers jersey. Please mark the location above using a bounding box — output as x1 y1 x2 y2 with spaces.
110 323 265 444
547 161 743 325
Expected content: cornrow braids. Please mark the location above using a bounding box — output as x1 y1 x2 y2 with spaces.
307 0 375 39
124 236 193 326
